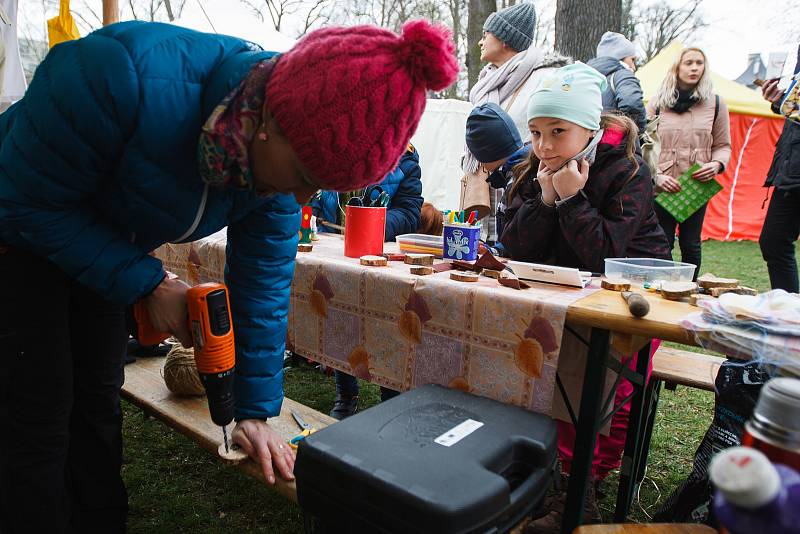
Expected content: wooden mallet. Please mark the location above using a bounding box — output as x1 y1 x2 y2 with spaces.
621 291 650 318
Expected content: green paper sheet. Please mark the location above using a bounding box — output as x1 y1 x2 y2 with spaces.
655 163 722 223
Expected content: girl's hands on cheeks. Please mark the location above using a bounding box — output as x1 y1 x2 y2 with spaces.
552 159 590 200
536 160 558 206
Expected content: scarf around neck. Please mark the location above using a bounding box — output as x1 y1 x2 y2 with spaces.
463 47 546 174
197 57 277 189
670 88 699 113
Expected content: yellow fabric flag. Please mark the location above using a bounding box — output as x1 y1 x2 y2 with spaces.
47 0 81 49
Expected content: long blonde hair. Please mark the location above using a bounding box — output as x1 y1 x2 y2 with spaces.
649 47 714 112
508 113 640 203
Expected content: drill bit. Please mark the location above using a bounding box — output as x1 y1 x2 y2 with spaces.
222 425 229 453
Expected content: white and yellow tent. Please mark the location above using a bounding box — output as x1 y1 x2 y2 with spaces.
637 41 785 241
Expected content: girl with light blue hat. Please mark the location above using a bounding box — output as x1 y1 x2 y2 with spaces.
500 63 670 526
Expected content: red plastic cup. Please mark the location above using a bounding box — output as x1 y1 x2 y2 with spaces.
344 205 386 258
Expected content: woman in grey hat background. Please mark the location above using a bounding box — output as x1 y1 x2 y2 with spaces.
464 1 570 246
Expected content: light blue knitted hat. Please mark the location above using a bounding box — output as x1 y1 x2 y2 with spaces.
526 62 608 131
483 2 536 52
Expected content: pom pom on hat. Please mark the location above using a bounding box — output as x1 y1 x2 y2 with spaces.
266 20 459 192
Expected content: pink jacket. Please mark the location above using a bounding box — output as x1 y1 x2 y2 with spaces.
646 96 732 183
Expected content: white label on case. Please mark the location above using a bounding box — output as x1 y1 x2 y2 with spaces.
434 419 484 447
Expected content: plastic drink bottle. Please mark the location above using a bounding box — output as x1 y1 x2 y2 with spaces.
710 446 800 534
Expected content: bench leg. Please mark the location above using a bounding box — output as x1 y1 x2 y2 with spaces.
636 379 662 486
613 340 652 522
562 328 610 534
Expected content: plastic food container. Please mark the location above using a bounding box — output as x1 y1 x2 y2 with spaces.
395 233 443 257
604 258 695 285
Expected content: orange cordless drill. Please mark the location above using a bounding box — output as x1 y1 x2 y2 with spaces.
133 283 237 451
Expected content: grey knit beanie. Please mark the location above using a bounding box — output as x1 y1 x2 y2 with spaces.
483 2 536 52
596 31 637 61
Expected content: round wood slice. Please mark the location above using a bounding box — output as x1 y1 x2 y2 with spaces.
601 278 631 291
710 286 758 297
297 243 313 252
482 269 502 279
360 255 388 266
404 253 434 266
218 442 249 464
410 266 433 276
660 281 698 301
382 252 406 261
697 274 740 289
450 271 479 283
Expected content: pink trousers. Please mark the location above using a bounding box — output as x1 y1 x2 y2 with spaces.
557 340 660 481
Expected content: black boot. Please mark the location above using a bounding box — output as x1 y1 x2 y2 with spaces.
329 394 359 420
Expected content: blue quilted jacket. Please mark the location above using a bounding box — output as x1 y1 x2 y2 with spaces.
0 22 300 420
310 146 423 241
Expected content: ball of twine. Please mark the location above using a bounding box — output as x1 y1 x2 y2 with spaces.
162 343 206 397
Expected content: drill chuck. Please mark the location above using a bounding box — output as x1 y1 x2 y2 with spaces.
199 368 235 427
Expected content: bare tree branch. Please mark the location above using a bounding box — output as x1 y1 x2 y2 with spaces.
632 0 708 62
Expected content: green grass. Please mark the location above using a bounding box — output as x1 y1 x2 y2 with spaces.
123 239 794 530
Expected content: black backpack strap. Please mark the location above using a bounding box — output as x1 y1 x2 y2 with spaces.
714 94 720 122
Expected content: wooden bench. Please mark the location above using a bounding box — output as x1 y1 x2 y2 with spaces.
121 357 335 503
574 524 716 533
630 346 724 500
651 346 723 392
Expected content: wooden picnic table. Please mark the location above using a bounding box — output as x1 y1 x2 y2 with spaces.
154 233 703 533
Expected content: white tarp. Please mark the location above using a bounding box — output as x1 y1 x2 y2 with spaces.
410 98 472 210
0 0 27 104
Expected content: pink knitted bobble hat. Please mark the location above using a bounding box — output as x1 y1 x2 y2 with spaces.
265 20 459 191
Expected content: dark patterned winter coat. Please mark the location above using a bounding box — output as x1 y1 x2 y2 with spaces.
500 128 671 273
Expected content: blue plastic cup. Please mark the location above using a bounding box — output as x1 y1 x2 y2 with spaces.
442 224 480 261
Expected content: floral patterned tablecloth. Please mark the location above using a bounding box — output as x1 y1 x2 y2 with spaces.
156 232 600 417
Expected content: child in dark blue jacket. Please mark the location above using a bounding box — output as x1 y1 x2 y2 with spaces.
311 145 423 419
464 103 525 256
311 145 423 243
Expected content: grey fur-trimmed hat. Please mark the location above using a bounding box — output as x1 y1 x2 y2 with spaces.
483 2 536 52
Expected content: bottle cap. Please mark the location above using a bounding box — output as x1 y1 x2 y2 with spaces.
710 446 780 509
754 377 800 435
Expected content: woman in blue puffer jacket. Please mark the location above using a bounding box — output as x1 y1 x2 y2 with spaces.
0 20 457 532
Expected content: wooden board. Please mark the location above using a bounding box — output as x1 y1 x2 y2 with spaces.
567 289 696 345
651 346 723 392
574 524 716 534
121 357 335 503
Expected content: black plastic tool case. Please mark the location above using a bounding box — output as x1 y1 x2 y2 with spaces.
295 384 557 533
